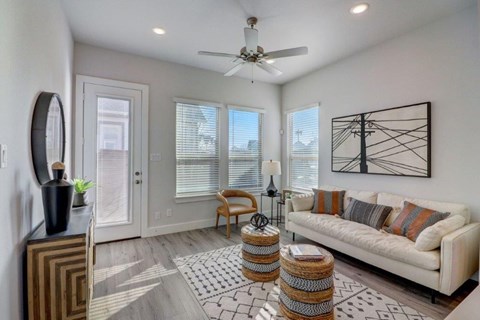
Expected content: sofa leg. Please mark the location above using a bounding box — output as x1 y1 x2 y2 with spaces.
292 232 295 242
430 290 436 304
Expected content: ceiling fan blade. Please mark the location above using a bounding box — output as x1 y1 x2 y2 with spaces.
224 63 246 76
264 46 308 59
198 51 239 58
257 62 282 76
244 27 258 53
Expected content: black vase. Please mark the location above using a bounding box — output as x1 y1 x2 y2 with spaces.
41 168 74 234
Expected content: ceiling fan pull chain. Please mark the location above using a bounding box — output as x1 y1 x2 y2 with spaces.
251 63 254 83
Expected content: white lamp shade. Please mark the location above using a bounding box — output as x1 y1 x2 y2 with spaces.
262 160 281 176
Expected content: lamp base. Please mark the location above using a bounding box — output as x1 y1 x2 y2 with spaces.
266 175 277 196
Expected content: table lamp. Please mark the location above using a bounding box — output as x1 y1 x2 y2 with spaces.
262 160 281 196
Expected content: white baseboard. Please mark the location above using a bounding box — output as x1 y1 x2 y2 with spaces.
143 211 275 238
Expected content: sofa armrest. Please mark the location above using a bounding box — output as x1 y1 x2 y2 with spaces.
439 222 480 295
285 199 294 230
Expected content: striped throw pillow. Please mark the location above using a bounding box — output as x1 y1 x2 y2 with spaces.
342 198 392 230
386 201 450 241
311 189 345 215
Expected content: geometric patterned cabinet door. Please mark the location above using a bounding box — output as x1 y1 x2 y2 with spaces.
27 206 95 320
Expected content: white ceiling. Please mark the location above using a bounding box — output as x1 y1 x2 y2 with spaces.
60 0 475 84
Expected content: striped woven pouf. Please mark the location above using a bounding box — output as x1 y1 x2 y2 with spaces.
241 224 280 282
279 245 335 320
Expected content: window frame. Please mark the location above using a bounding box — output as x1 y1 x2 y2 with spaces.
227 105 265 192
175 98 221 198
286 104 320 191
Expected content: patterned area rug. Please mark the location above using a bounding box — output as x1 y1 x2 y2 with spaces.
174 244 434 320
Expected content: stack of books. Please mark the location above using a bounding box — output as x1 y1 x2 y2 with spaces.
289 244 325 261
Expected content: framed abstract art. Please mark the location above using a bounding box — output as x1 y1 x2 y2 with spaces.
331 102 431 177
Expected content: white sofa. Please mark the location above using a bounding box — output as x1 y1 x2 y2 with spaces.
285 185 480 299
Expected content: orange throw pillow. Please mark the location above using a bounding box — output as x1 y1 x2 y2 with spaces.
311 189 345 215
386 201 449 241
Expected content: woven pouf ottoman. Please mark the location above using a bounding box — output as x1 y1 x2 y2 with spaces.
279 245 335 320
241 224 280 282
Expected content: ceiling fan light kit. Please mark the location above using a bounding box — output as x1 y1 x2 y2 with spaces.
198 17 308 80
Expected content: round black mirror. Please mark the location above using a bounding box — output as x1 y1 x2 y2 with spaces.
31 92 66 185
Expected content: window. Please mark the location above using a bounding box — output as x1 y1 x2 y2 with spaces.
287 106 319 190
176 102 219 196
228 108 263 190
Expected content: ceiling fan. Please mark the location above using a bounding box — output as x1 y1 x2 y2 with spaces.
198 17 308 78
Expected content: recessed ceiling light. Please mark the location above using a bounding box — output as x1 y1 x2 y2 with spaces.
350 3 369 15
152 27 166 35
266 59 275 64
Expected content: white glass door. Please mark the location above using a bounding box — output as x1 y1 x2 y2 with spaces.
82 83 143 242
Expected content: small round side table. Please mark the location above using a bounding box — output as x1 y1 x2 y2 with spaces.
241 224 280 282
279 245 335 320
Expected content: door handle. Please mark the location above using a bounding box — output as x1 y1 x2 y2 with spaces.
135 180 142 184
135 171 141 176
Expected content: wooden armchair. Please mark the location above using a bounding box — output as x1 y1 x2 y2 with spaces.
216 190 258 238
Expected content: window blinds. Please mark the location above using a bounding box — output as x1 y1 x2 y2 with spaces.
176 102 219 196
228 109 263 190
288 107 319 190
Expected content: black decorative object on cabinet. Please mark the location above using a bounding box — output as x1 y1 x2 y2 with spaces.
41 162 74 234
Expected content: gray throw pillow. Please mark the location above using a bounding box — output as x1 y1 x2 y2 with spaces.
342 198 393 230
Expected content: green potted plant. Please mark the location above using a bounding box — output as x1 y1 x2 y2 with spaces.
72 178 95 207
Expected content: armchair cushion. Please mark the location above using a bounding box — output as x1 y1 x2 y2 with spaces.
217 204 256 216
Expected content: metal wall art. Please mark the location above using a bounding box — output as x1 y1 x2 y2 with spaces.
332 102 431 177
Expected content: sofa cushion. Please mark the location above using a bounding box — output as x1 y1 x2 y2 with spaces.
288 211 440 270
311 189 345 215
342 198 392 230
377 192 406 208
291 193 314 212
377 192 470 224
406 198 470 224
289 211 440 270
415 215 466 251
387 201 450 241
319 185 377 210
344 190 378 208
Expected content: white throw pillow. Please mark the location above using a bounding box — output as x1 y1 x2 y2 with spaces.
291 193 314 212
415 215 465 251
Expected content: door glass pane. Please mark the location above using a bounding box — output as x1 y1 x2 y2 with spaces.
96 97 130 225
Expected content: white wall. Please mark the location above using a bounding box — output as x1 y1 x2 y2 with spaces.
73 44 282 235
0 0 73 318
282 6 480 221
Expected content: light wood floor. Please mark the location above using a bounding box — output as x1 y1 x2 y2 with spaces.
91 222 477 319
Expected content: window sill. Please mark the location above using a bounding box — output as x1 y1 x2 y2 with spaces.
175 190 264 204
288 187 313 194
175 194 217 203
